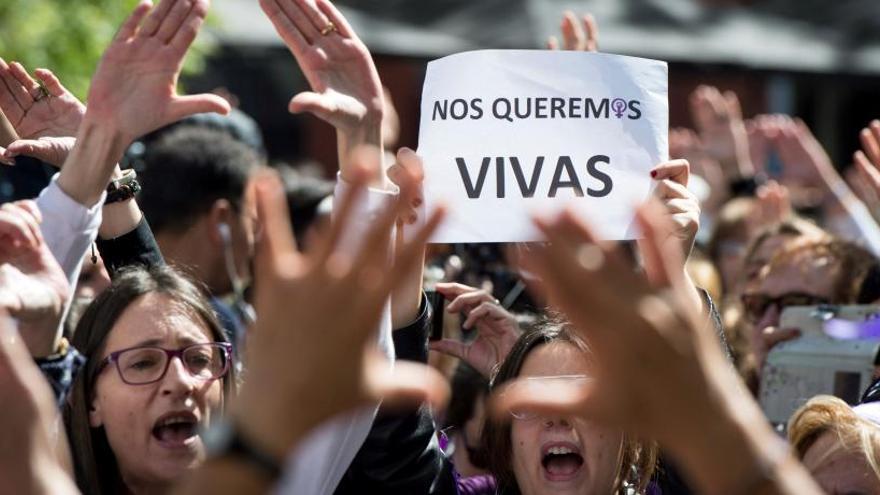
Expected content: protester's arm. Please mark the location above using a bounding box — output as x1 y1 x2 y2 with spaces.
769 117 880 254
259 0 385 186
336 294 459 495
690 86 755 189
0 315 79 495
0 60 161 276
493 202 822 495
644 159 705 318
177 165 448 495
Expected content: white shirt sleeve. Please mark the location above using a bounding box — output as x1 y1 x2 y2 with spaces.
275 175 398 495
35 175 104 291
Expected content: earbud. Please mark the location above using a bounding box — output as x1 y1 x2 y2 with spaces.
217 222 231 244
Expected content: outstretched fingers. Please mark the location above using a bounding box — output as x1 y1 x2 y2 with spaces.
381 205 446 296
115 0 153 41
365 354 450 412
138 0 175 38
260 0 311 54
254 171 301 278
276 0 320 44
293 0 332 35
0 59 31 110
315 0 355 38
488 376 597 422
156 0 197 44
7 63 40 101
32 69 68 98
169 0 209 52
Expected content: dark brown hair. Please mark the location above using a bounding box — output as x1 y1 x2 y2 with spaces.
63 265 236 495
764 237 880 304
481 319 657 494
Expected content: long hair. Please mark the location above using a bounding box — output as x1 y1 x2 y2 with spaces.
63 265 236 495
481 318 658 494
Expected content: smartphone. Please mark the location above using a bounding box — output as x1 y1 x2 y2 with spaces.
425 290 445 341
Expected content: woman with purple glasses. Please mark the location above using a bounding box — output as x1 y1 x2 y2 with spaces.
63 266 236 495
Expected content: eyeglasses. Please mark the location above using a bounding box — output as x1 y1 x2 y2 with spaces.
740 292 831 324
507 375 591 421
96 342 232 386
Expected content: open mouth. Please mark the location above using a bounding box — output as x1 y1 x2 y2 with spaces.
151 411 199 448
541 442 584 481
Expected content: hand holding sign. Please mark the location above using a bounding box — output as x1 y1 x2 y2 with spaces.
418 50 668 243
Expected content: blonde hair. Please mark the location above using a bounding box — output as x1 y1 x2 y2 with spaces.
788 395 880 481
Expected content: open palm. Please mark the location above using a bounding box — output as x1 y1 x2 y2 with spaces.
86 0 229 142
260 0 383 131
0 61 85 140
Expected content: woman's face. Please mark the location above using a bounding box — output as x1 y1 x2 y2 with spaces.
802 430 880 495
510 342 622 495
89 293 224 490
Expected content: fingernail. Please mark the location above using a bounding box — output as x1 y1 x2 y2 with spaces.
650 170 657 178
407 214 418 225
412 197 422 208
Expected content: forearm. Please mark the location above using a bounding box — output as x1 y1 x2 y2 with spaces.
391 227 425 329
336 118 386 189
56 118 130 208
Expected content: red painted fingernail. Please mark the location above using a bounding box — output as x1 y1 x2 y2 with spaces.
650 170 657 178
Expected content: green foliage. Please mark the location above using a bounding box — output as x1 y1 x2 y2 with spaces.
0 0 215 100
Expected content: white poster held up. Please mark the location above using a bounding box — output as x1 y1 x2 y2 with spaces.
417 50 668 243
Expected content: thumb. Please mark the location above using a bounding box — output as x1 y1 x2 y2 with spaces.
367 358 450 412
288 91 336 120
168 93 231 122
428 338 467 360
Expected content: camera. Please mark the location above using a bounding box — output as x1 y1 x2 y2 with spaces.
759 305 880 427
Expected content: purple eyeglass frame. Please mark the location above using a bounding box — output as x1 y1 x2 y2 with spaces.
95 342 233 385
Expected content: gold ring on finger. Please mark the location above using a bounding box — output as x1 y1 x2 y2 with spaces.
320 22 337 36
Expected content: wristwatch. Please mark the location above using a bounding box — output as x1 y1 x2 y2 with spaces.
202 419 283 481
105 169 141 204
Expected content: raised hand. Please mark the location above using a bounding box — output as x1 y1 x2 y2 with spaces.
0 63 84 167
386 147 428 327
758 115 835 188
233 158 449 459
0 201 70 357
492 204 823 495
85 0 230 143
854 120 880 196
689 85 754 179
259 0 383 136
547 11 599 51
428 282 521 378
0 61 85 141
647 160 700 262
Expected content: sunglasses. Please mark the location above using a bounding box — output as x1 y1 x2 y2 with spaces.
740 292 831 324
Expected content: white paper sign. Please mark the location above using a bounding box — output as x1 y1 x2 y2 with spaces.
417 50 668 243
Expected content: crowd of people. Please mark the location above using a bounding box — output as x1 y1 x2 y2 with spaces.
2 0 880 494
